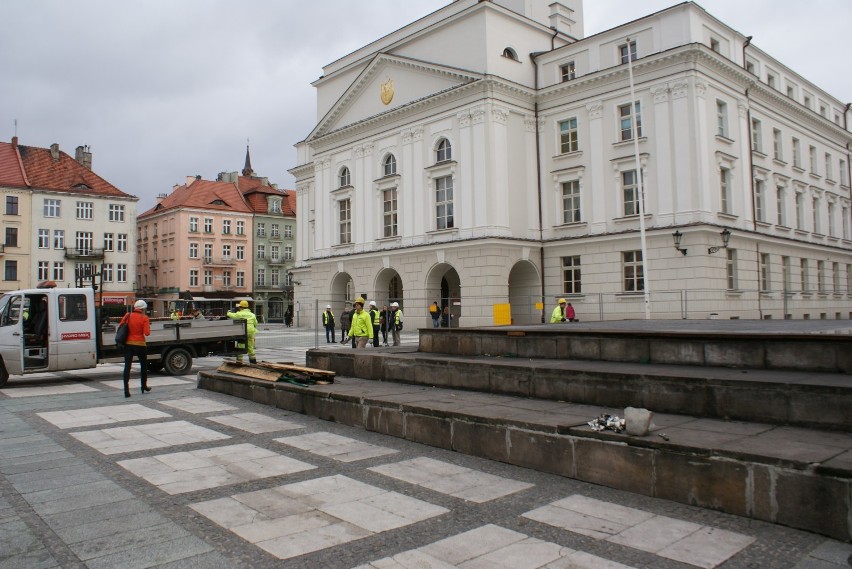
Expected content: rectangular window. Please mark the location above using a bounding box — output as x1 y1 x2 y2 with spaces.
767 72 776 89
203 270 212 286
189 243 198 258
76 201 93 220
270 200 281 213
222 244 231 259
203 218 213 233
108 204 125 222
840 159 849 186
618 102 642 141
562 180 581 223
792 137 801 168
256 268 265 286
104 233 114 251
5 227 17 247
256 244 265 259
559 117 579 153
619 40 637 64
716 100 728 137
817 260 826 292
53 229 65 249
435 177 454 230
710 37 720 53
726 249 738 290
339 199 352 243
284 245 293 260
782 256 791 291
38 229 50 249
760 253 771 291
383 188 398 237
832 262 840 292
236 220 245 235
751 118 762 152
44 199 61 217
776 187 786 226
825 153 833 180
271 224 280 238
223 271 231 287
754 180 765 222
189 217 198 232
116 234 127 252
813 197 821 234
5 195 19 215
271 269 280 287
4 260 17 281
236 245 244 261
800 259 809 292
257 223 266 237
203 243 213 261
102 263 113 282
773 128 783 161
720 167 731 214
622 170 643 216
560 61 576 82
809 145 818 174
236 271 245 288
222 219 231 234
843 207 850 240
75 232 93 254
622 250 644 292
270 245 279 261
58 294 87 322
828 202 836 237
189 269 199 287
53 262 64 281
284 224 292 238
37 261 50 281
795 192 804 230
562 256 581 294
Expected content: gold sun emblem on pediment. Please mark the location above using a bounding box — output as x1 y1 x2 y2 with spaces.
380 77 394 105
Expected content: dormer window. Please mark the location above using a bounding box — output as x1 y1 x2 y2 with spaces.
338 167 351 188
383 154 397 176
436 138 452 163
270 199 281 213
502 47 518 61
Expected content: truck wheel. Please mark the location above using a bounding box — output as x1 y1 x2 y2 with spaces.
0 362 8 387
147 361 164 373
163 348 192 375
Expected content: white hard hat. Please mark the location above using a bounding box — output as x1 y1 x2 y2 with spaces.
134 300 147 309
369 300 376 306
391 302 399 308
326 305 331 309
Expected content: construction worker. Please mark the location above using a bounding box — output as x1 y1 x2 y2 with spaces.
227 300 258 363
368 300 381 347
551 298 568 323
389 302 403 346
322 305 335 343
348 298 373 348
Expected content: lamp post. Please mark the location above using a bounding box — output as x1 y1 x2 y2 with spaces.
672 231 687 256
708 228 732 254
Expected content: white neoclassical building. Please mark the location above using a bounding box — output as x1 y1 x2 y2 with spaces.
290 0 852 326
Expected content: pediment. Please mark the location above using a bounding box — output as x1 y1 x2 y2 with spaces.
308 54 482 141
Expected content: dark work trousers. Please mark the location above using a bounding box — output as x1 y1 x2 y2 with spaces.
325 326 335 343
373 324 380 347
123 344 148 391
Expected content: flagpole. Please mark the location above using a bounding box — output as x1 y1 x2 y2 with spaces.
626 37 651 320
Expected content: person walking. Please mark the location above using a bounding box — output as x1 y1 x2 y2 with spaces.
122 300 151 398
429 301 440 328
368 301 381 347
389 302 403 346
322 305 335 343
380 304 390 346
441 306 452 328
339 306 351 344
227 300 258 363
566 302 576 322
348 298 373 348
550 298 568 323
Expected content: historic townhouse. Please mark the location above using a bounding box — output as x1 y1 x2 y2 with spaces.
290 0 851 325
0 138 138 306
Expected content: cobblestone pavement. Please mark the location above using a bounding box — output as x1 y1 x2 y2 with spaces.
1 333 850 568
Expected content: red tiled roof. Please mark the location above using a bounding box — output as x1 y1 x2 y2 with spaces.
239 176 296 216
283 190 297 217
15 143 135 198
0 141 28 188
139 178 253 219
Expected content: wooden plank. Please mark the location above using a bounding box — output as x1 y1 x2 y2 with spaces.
217 362 282 382
254 361 336 377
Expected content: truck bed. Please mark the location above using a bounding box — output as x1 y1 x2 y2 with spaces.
100 318 247 358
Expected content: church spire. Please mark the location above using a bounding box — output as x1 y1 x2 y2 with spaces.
242 141 254 177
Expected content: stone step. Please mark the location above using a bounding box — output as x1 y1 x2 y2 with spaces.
197 370 852 542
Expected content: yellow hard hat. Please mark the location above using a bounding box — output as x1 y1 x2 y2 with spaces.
354 297 365 306
238 300 249 308
558 298 567 304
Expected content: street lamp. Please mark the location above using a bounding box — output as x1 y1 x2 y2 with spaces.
672 231 687 256
708 228 732 254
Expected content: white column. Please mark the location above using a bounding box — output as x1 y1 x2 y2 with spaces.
489 105 511 232
586 101 607 233
650 84 673 224
669 81 693 216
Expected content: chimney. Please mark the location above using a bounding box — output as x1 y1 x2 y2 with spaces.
11 136 18 148
156 193 168 205
75 145 93 170
50 143 60 161
186 175 197 187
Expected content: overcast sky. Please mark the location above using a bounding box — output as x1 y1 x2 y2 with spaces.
2 0 849 212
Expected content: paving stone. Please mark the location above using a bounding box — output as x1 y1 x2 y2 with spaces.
1 384 99 398
158 397 238 414
274 431 397 462
36 404 170 429
71 420 229 455
205 411 303 434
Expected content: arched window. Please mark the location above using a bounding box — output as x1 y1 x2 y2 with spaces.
502 47 518 61
436 139 452 163
338 167 350 188
383 154 397 176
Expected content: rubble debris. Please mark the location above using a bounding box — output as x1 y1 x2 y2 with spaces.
658 433 670 441
587 414 625 433
217 361 335 385
624 407 653 436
